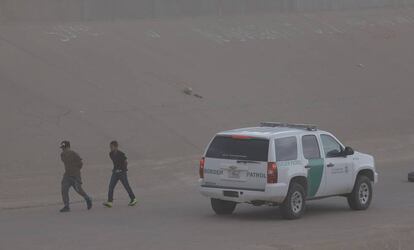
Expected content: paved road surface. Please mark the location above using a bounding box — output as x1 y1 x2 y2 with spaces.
1 159 414 250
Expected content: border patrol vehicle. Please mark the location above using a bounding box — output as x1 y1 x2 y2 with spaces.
199 122 378 219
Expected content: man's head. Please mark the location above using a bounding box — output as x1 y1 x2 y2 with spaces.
60 141 70 151
110 141 119 152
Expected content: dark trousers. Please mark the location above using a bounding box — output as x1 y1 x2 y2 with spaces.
61 175 90 207
108 171 135 202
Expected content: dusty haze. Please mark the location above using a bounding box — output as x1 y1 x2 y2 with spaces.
1 2 414 250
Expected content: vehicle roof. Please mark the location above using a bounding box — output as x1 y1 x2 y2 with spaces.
217 126 328 139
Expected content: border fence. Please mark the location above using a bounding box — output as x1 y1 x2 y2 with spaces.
1 0 414 22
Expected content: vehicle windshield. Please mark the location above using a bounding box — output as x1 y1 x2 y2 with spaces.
206 135 269 162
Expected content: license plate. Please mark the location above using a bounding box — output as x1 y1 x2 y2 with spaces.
223 191 239 198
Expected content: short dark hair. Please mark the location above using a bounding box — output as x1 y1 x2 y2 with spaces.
110 141 118 147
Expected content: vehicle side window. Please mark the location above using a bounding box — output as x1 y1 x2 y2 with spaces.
302 135 321 160
321 134 343 158
275 136 298 161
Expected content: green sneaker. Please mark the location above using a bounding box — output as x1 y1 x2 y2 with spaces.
103 202 113 208
128 198 138 206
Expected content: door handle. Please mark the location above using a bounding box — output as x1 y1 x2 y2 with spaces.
327 163 335 168
304 165 311 169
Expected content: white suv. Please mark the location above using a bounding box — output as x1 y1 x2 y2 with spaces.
199 122 378 219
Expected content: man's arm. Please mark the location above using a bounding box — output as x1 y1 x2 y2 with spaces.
121 152 128 170
73 152 83 169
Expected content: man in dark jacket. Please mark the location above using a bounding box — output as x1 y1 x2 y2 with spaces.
103 141 137 208
59 141 92 212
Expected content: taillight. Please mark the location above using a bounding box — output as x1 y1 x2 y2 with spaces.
199 157 205 179
267 162 278 183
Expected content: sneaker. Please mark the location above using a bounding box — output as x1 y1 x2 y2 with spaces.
103 201 113 208
86 198 93 210
128 198 138 206
60 206 70 213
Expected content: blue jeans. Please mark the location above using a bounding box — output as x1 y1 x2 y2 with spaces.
61 175 91 207
108 171 135 202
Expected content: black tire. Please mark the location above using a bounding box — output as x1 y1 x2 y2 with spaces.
347 175 373 210
211 198 237 215
280 183 306 220
408 172 414 182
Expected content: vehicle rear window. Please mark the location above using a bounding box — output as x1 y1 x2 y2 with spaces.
206 135 269 162
275 136 298 161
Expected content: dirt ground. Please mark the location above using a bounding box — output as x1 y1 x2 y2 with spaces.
1 7 414 250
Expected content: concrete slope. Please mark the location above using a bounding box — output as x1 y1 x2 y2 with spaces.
1 7 414 207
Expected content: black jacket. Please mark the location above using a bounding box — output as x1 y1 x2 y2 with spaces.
61 149 83 177
110 150 128 172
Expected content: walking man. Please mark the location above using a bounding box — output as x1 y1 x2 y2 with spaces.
103 141 137 208
59 141 92 212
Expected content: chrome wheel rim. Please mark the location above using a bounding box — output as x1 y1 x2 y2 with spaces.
291 191 303 213
359 183 370 205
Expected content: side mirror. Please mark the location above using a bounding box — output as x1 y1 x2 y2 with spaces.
343 146 354 156
326 149 341 158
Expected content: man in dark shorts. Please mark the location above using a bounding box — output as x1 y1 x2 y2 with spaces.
59 141 92 212
103 141 137 208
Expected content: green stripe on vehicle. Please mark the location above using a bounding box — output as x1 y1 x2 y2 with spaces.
307 158 324 198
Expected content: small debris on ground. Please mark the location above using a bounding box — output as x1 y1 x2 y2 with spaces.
182 87 203 99
183 87 193 96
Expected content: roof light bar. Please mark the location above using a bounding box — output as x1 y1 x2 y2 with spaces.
231 135 253 139
260 122 317 131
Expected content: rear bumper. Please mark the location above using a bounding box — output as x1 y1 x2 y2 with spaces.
199 179 288 203
374 172 379 183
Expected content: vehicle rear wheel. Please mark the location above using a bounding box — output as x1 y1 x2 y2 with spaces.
408 172 414 182
211 198 237 215
347 175 373 210
280 183 306 220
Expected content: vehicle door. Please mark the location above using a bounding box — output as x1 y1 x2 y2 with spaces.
203 135 269 191
301 134 325 198
320 134 354 195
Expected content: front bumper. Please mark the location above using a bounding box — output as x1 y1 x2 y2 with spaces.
199 179 288 203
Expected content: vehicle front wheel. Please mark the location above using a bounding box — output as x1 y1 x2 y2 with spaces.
280 183 306 220
347 175 373 210
211 198 237 215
